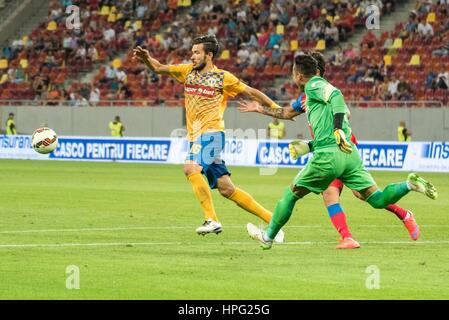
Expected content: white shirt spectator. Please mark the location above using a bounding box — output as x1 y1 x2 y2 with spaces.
249 50 261 66
418 22 434 37
203 2 214 13
88 47 98 61
207 26 218 35
103 28 116 42
63 36 72 49
236 10 247 21
105 66 116 79
162 37 173 50
136 4 148 19
89 88 100 104
50 8 63 20
237 46 250 63
388 79 400 95
182 36 192 50
75 47 86 58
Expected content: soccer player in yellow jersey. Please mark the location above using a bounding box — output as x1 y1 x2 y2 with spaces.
133 35 284 240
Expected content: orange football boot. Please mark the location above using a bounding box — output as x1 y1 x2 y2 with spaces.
403 211 420 241
336 237 361 249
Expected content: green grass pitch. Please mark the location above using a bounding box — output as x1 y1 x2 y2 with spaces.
0 159 448 299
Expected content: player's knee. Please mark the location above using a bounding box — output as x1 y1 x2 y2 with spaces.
218 184 235 198
322 188 339 206
183 164 200 177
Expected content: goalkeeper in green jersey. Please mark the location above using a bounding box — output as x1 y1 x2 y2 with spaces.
240 54 438 249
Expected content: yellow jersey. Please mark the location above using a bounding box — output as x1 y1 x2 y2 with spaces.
6 119 16 135
397 126 411 142
109 121 124 137
168 64 247 141
268 122 285 139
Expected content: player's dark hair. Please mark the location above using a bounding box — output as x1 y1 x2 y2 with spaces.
294 54 318 78
310 51 325 76
192 34 219 59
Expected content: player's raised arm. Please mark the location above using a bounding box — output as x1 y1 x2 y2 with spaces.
237 100 300 120
238 90 306 120
132 46 170 74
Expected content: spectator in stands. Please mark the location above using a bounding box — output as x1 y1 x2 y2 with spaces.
324 20 339 45
9 67 26 84
417 18 434 41
383 32 394 50
426 72 437 89
271 44 282 65
397 76 414 100
310 20 322 39
343 43 358 61
435 71 449 90
74 92 89 107
397 121 411 142
432 40 449 57
248 46 261 66
331 46 344 66
267 30 282 49
404 16 418 37
375 79 390 100
417 0 432 14
277 87 291 102
237 43 250 67
89 84 100 106
88 46 99 62
32 74 50 100
103 25 116 44
388 75 400 99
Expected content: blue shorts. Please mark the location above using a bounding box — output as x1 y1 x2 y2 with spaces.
186 132 231 189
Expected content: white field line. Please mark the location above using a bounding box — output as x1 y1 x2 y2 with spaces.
0 224 449 235
1 240 449 249
0 225 322 234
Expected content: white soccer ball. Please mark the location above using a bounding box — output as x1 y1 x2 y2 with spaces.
32 127 58 154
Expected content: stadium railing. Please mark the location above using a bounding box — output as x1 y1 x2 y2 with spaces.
0 100 446 108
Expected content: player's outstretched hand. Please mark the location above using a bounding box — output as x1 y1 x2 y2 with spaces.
334 129 353 154
288 140 310 160
237 100 263 113
133 46 151 63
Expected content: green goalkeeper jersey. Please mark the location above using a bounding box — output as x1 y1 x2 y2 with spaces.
304 76 352 151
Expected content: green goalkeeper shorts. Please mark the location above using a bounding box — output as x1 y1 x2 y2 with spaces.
292 145 376 194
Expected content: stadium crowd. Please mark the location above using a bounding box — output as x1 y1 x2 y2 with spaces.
0 0 447 106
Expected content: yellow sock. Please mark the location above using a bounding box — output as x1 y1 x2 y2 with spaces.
229 188 272 223
187 172 218 222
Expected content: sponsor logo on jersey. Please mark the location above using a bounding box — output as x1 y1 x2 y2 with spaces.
185 84 215 98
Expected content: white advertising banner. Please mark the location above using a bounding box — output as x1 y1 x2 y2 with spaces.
0 135 448 172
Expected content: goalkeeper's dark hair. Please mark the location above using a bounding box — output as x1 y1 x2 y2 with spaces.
310 51 325 76
294 54 318 78
192 34 219 59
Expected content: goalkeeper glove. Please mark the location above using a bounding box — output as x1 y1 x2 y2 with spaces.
334 129 353 154
288 140 311 160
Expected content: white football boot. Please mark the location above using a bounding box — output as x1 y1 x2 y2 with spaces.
274 228 285 244
196 218 222 235
246 223 273 250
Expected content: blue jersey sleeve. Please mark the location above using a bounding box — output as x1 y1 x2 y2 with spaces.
291 93 306 113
